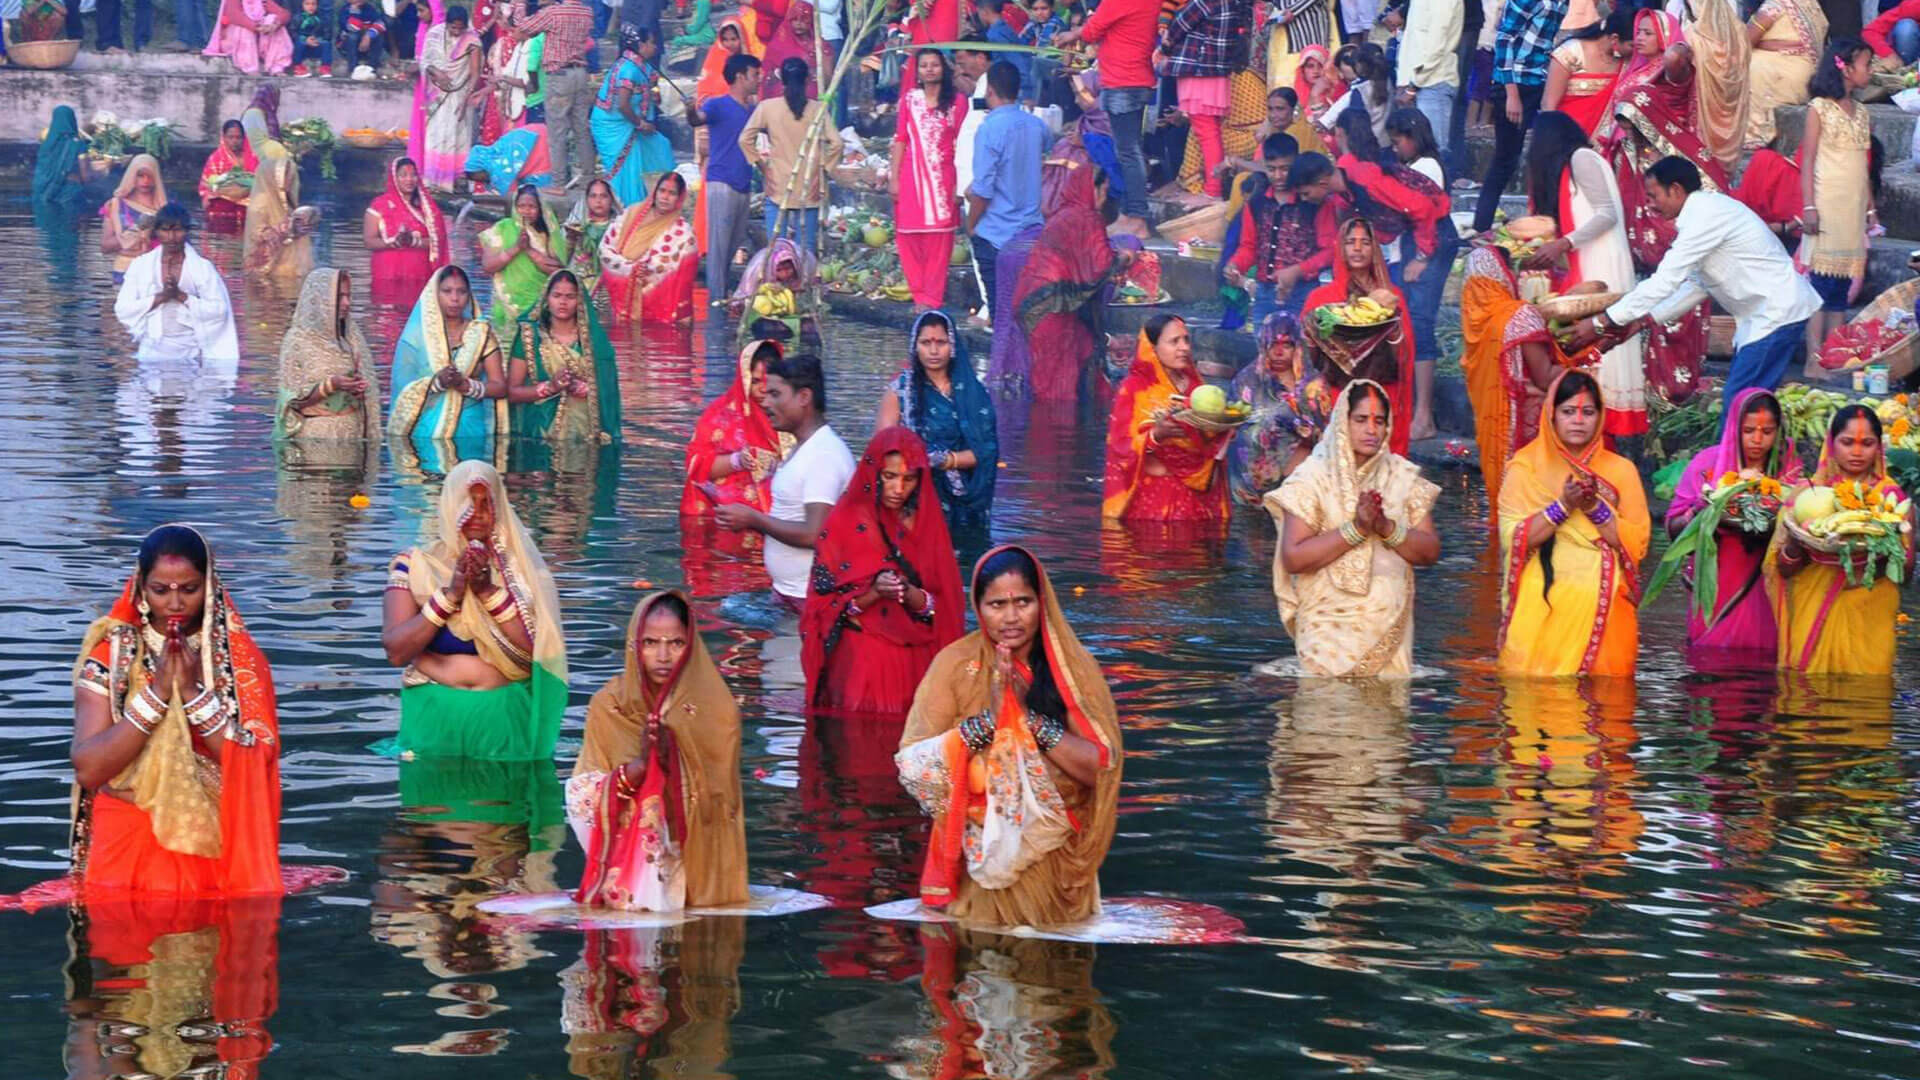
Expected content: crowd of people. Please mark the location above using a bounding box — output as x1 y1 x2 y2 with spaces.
13 0 1919 949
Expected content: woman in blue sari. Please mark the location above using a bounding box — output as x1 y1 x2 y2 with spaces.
591 23 674 206
462 123 553 196
388 265 508 469
874 310 999 532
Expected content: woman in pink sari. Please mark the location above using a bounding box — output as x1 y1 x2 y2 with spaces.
408 0 449 175
364 156 451 306
758 1 833 99
1597 8 1723 407
1664 387 1801 660
204 0 294 74
892 49 969 310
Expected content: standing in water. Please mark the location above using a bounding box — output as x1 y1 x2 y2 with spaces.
506 269 622 445
387 265 508 449
275 268 383 443
69 525 282 896
113 203 240 362
1772 405 1913 675
241 107 314 281
382 461 568 761
800 426 967 716
875 310 1000 532
681 338 789 518
1268 380 1441 677
714 352 856 610
1103 314 1234 524
569 591 749 911
197 119 258 232
896 545 1122 927
598 172 700 325
364 157 452 305
479 183 568 330
1300 217 1415 454
561 178 621 296
100 154 168 283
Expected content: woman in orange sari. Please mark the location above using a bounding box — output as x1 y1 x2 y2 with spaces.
1496 371 1650 678
600 172 700 325
896 545 1121 927
69 525 281 896
1101 314 1234 524
1300 217 1415 455
801 426 966 715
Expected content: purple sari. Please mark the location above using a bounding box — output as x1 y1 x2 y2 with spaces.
1664 387 1803 656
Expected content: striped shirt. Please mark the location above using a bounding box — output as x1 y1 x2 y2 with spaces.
518 0 597 70
1492 0 1565 88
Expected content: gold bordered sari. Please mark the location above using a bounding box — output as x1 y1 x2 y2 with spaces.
275 267 383 442
388 265 506 453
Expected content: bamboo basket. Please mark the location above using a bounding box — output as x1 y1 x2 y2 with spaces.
1155 202 1232 247
1845 277 1920 379
1708 315 1736 358
10 39 82 69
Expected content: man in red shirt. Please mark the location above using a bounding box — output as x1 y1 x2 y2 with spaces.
1054 0 1157 233
1864 0 1920 66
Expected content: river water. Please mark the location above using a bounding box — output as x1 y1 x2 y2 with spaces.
2 184 1918 1080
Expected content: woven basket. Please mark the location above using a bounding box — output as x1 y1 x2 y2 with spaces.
1844 277 1920 378
1170 407 1250 435
10 39 82 69
1708 315 1736 357
1536 291 1623 321
342 132 394 149
1155 202 1232 246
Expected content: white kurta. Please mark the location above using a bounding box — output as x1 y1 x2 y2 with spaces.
114 244 240 362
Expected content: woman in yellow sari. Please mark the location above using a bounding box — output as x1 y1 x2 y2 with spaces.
896 545 1122 928
1268 380 1441 677
1744 0 1826 148
1497 370 1650 677
99 153 167 283
1771 405 1913 675
241 107 312 280
568 590 749 911
275 267 382 443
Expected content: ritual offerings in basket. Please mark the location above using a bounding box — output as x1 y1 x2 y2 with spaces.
1304 293 1405 388
1817 278 1920 377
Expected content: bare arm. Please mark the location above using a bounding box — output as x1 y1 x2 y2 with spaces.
382 584 443 666
1800 105 1823 233
1041 728 1102 788
723 500 832 547
875 387 902 430
1279 510 1362 575
1543 56 1570 111
480 340 508 399
479 231 521 273
1520 339 1558 391
362 207 389 251
1387 511 1440 566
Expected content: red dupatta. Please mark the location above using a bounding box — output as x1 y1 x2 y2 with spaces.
799 426 966 708
681 338 788 517
1100 328 1232 518
1301 219 1414 454
197 139 259 203
367 156 451 267
1014 159 1115 383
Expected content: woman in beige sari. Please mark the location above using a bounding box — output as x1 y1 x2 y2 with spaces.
897 545 1122 928
569 591 749 911
1744 0 1825 147
275 267 382 443
241 107 312 280
1683 0 1753 175
1266 380 1441 677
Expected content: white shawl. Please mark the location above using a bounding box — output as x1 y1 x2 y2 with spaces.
114 243 240 362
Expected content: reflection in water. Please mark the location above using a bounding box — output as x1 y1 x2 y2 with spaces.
559 918 743 1080
274 439 380 582
63 897 280 1080
888 925 1115 1080
799 716 926 982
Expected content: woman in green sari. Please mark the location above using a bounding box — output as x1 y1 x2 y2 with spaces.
479 183 568 331
507 270 622 446
388 265 508 464
562 179 621 297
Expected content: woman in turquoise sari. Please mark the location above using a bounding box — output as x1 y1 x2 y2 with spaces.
463 123 553 196
592 24 675 206
33 105 95 208
388 265 508 466
479 183 568 331
507 269 622 445
383 459 567 761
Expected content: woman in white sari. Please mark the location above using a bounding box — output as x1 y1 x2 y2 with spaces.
1266 380 1441 677
420 5 483 192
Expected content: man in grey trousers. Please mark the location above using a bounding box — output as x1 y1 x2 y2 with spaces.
691 51 762 300
514 0 599 188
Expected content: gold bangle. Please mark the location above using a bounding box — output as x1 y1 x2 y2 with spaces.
1386 521 1409 548
1339 521 1365 546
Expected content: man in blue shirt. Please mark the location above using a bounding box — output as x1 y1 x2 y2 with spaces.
978 0 1029 98
965 61 1047 324
692 52 762 301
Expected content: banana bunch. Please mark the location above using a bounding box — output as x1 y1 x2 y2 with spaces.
1331 296 1395 326
1776 383 1853 444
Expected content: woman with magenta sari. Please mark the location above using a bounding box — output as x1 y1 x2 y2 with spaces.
1771 406 1913 675
70 525 281 896
507 270 621 446
1661 388 1801 659
365 157 452 306
383 460 567 761
1103 314 1233 524
388 265 508 457
1497 371 1650 678
570 591 748 911
1010 159 1122 403
600 172 700 325
480 184 567 331
895 545 1121 927
891 49 969 310
876 311 1000 532
801 426 966 716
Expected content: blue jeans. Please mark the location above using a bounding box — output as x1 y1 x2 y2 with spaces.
1893 18 1920 64
1725 320 1806 409
1395 221 1459 363
1250 278 1318 326
1414 83 1457 158
292 36 332 66
765 205 819 251
1101 86 1153 219
175 0 211 48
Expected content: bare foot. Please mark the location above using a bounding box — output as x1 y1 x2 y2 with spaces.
1409 415 1438 442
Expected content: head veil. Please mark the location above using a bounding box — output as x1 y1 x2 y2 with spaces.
578 591 748 907
277 267 384 442
111 153 170 208
1669 387 1802 527
371 156 450 267
521 268 623 442
69 525 280 890
34 105 87 207
731 237 817 300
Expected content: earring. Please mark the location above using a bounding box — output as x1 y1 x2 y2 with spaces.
137 595 151 618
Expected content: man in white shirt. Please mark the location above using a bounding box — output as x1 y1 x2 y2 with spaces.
1565 156 1822 411
1395 0 1464 157
113 203 240 363
715 351 856 606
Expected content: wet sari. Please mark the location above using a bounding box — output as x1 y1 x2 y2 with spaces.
70 527 281 896
1300 219 1415 455
600 176 699 325
388 265 506 456
1496 374 1651 677
241 108 310 281
887 310 1000 531
1101 332 1233 523
388 460 568 760
681 338 790 519
479 201 569 331
365 156 452 305
274 268 383 442
1011 157 1117 403
896 545 1122 927
563 187 622 296
1666 387 1802 656
1228 312 1322 504
1767 439 1912 675
569 591 749 911
197 136 258 231
801 426 967 715
101 154 167 280
1266 380 1440 677
507 273 622 445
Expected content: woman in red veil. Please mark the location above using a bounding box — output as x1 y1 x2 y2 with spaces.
1300 216 1414 454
